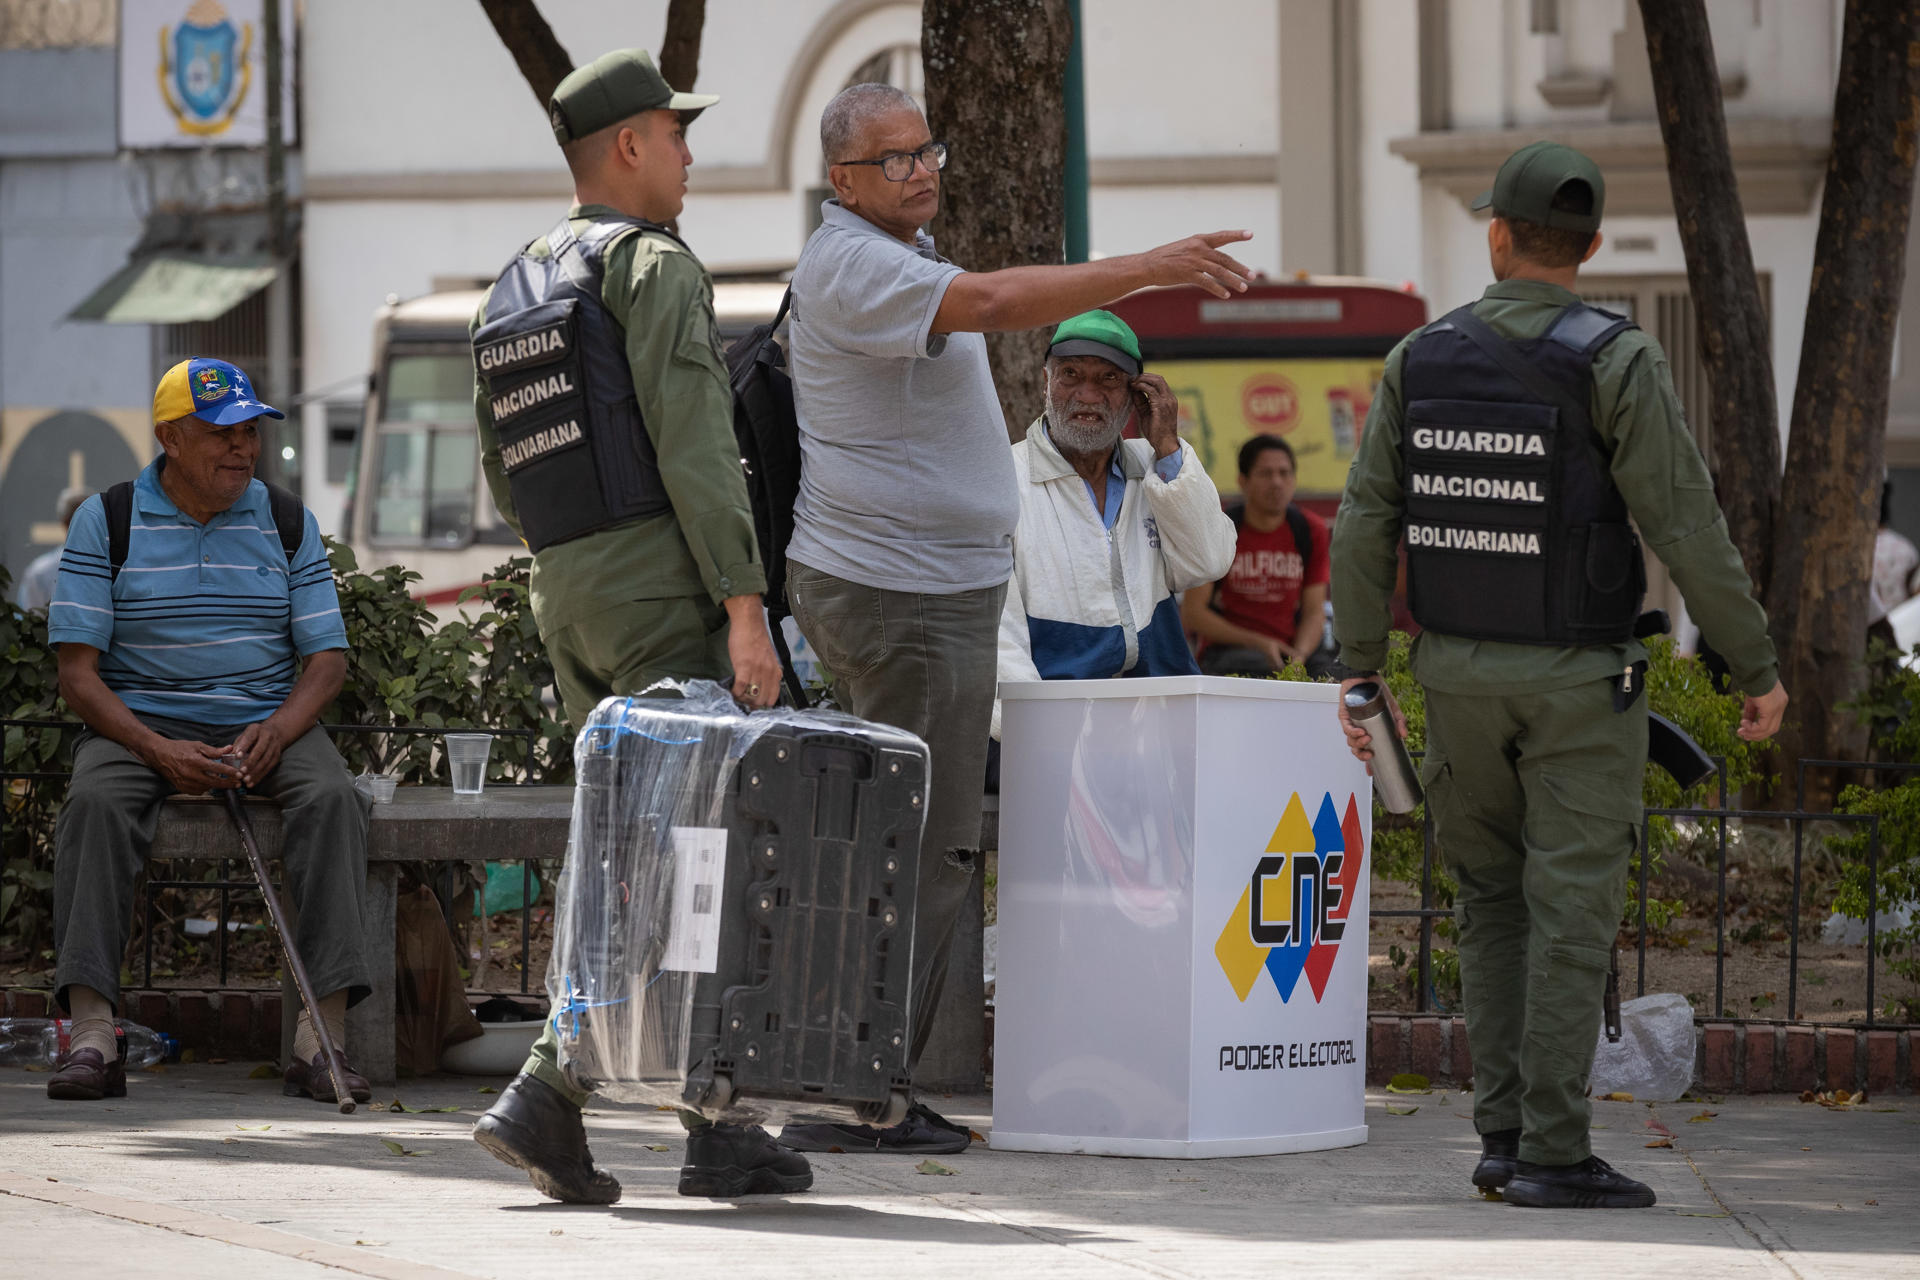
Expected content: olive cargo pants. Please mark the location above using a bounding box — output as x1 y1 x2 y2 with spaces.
523 594 729 1109
1421 678 1647 1166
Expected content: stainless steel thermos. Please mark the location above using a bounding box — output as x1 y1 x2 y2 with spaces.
1342 681 1422 814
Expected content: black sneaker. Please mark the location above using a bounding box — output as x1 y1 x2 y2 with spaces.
472 1074 621 1205
679 1123 814 1197
776 1100 972 1155
1471 1128 1521 1192
1503 1155 1657 1209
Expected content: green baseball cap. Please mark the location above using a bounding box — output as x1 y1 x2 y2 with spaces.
1471 140 1606 232
1047 309 1142 376
548 48 719 144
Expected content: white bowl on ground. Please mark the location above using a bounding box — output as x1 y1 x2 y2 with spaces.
439 1018 543 1075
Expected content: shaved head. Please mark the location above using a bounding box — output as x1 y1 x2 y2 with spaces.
820 82 921 164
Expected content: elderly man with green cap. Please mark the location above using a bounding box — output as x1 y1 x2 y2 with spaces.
468 48 803 1204
988 310 1234 737
1330 141 1788 1208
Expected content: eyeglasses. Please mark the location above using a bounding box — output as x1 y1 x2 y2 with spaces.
840 141 949 182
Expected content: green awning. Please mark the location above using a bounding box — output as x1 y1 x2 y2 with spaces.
68 252 277 324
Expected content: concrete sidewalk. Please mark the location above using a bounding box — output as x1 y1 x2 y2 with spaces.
0 1064 1913 1279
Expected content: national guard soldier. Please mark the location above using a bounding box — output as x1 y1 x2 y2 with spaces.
466 48 803 1203
1330 142 1788 1209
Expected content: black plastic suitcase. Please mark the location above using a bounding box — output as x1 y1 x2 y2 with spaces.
554 695 925 1126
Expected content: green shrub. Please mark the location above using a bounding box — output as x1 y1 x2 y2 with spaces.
0 544 570 956
1829 642 1920 1020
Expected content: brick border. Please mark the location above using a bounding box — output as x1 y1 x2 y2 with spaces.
1365 1012 1916 1094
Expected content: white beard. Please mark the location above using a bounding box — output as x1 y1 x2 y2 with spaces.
1046 391 1127 457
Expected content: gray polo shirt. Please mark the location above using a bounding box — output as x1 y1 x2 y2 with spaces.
786 200 1018 594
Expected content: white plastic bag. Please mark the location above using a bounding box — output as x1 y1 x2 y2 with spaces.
1588 992 1695 1102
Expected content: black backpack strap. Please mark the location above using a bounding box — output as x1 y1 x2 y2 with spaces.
1284 504 1315 630
1446 304 1611 455
771 621 810 709
102 481 135 582
263 482 305 562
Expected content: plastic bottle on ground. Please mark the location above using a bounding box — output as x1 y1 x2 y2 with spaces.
0 1017 177 1068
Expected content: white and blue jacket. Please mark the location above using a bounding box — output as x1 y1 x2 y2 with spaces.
993 419 1237 738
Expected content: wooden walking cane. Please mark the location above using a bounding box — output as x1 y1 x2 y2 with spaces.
220 788 357 1114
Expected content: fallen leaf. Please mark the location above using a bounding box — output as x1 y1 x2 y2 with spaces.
248 1064 277 1080
45 1178 56 1183
21 1065 47 1073
1866 1199 1878 1206
1674 1211 1729 1218
1387 1072 1432 1094
220 1137 237 1145
1478 1187 1503 1201
1645 1117 1676 1138
237 1124 271 1131
179 1049 196 1064
209 1057 228 1065
1802 1146 1813 1151
1599 1092 1634 1102
1386 1104 1419 1116
379 1139 429 1157
475 1086 497 1094
354 1241 386 1247
969 1129 986 1142
1687 1111 1718 1124
1800 1090 1818 1103
1168 1177 1203 1183
1834 1089 1853 1104
549 1229 564 1237
369 1102 390 1112
644 1144 670 1152
1646 1138 1673 1148
140 1064 166 1074
916 1159 956 1175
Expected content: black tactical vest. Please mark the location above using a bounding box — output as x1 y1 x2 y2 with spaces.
472 216 677 552
1398 301 1646 646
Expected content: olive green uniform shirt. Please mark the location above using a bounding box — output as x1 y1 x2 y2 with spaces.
1332 278 1779 697
472 204 765 636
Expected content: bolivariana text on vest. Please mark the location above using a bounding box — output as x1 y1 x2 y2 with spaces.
1406 523 1542 556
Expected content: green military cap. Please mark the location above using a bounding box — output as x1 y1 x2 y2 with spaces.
1048 309 1142 376
548 48 719 144
1471 140 1605 233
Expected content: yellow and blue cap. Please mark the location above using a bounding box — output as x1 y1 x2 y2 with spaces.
150 358 280 427
152 358 284 426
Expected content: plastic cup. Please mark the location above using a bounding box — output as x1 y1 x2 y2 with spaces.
369 774 398 804
445 733 493 797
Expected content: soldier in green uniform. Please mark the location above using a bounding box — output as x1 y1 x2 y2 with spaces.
1331 142 1788 1209
466 48 805 1204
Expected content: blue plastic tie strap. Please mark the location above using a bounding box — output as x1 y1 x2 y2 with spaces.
552 974 629 1038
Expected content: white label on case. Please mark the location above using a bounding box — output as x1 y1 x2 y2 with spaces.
662 826 727 973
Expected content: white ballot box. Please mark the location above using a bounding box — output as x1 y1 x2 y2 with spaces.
992 676 1372 1157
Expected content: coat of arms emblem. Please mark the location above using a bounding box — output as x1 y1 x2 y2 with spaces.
158 0 253 137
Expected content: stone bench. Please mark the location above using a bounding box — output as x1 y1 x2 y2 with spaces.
150 786 573 1085
148 788 1001 1088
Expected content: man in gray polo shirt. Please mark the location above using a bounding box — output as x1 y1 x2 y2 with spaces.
777 82 1253 1156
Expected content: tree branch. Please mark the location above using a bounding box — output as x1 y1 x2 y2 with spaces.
659 0 707 92
478 0 574 107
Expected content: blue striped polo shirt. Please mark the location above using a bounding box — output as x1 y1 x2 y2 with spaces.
48 459 348 726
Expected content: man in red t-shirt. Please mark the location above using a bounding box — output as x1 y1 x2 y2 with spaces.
1182 434 1330 674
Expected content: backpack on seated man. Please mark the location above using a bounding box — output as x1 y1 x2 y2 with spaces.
726 287 810 707
100 477 304 579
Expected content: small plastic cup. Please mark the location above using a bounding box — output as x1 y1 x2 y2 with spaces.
444 733 493 797
369 774 398 804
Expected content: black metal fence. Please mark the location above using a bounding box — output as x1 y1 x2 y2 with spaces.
1377 751 1916 1030
1 718 552 997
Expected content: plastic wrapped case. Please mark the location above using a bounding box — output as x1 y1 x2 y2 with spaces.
550 683 927 1125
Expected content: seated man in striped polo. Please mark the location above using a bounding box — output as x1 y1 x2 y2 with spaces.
43 358 372 1105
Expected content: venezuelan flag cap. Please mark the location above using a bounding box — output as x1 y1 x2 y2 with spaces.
152 358 285 427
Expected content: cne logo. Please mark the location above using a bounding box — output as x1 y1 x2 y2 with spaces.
1214 791 1364 1004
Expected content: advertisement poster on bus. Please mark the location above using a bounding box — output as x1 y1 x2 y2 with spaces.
1150 358 1385 498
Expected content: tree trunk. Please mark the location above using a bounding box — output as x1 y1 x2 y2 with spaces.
1767 0 1920 789
1637 0 1780 595
922 0 1072 440
659 0 707 91
477 0 573 107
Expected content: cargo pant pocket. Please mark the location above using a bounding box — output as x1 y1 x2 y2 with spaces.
787 562 889 682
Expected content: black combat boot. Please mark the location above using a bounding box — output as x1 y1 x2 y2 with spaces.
472 1073 621 1204
1471 1127 1521 1192
679 1122 814 1198
1502 1155 1657 1208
